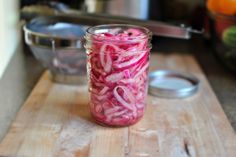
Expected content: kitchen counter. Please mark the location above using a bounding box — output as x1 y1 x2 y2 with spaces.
0 36 235 141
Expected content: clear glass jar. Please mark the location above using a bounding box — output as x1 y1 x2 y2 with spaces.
84 24 152 126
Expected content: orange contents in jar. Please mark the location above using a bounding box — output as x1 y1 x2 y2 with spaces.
207 0 236 16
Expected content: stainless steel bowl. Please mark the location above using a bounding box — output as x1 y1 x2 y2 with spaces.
24 17 88 84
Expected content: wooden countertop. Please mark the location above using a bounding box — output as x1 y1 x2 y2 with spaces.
0 54 235 157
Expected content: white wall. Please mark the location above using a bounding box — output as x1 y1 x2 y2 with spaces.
0 0 20 78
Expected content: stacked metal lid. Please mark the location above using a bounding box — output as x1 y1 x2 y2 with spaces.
148 70 200 98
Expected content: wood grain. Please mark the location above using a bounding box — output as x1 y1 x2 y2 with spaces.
0 54 235 157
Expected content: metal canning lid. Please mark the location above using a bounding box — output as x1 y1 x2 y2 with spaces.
148 70 200 98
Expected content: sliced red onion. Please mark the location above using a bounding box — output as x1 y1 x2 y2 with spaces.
99 86 109 95
87 27 150 126
113 86 135 111
105 72 124 83
104 106 121 115
133 62 149 79
113 49 147 69
100 44 112 73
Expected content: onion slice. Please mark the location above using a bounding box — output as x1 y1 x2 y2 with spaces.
113 86 135 111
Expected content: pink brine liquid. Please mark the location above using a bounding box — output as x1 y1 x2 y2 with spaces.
85 25 152 126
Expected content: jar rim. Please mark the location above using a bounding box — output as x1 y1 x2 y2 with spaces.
86 24 152 42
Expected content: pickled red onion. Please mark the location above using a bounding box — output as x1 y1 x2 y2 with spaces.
86 26 150 126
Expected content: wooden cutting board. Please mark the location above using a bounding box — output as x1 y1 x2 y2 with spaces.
0 54 235 157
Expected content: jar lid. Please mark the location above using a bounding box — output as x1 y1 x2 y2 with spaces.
148 70 200 98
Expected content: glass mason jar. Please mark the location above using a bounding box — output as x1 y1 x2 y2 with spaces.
84 24 152 126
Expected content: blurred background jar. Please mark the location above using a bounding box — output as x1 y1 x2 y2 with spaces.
207 0 236 72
